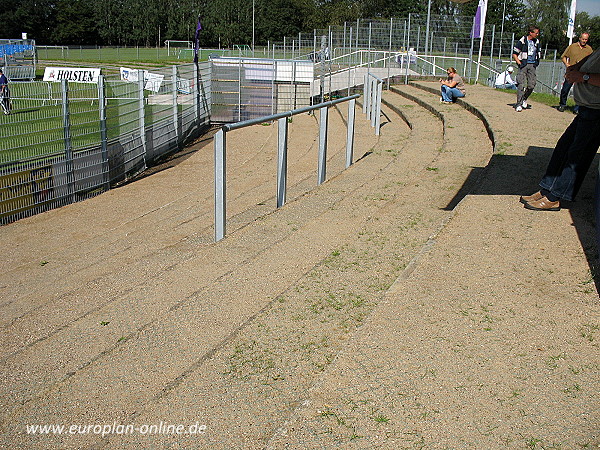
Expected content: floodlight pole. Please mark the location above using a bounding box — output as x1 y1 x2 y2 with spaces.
252 0 255 55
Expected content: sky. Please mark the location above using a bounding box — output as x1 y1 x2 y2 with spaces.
578 0 600 16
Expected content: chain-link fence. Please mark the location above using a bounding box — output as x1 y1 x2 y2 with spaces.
0 62 211 224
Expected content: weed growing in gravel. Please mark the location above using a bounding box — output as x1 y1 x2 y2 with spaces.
372 414 390 424
579 324 598 342
547 352 567 369
563 383 581 397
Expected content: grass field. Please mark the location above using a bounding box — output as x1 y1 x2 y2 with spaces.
0 80 185 165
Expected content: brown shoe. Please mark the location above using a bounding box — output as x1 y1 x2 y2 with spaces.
524 196 560 211
519 191 543 204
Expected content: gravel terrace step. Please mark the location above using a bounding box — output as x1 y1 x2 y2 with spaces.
264 83 600 449
0 92 467 447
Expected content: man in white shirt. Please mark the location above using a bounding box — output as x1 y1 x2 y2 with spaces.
494 66 516 89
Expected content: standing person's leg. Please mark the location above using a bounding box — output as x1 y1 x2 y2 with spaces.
522 65 536 104
559 78 572 109
516 67 526 107
539 106 600 202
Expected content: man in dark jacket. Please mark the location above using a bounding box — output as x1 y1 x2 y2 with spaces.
512 26 540 112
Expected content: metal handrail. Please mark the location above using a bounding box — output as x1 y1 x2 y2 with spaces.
364 72 383 136
214 93 360 242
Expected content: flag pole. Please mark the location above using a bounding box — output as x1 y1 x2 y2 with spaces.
474 0 488 83
567 0 577 45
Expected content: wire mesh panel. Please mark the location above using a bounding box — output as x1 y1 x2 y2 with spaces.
211 57 274 122
0 61 211 224
211 57 312 123
0 39 37 80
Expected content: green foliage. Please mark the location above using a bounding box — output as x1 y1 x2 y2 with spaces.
526 0 570 50
0 0 597 49
574 12 600 46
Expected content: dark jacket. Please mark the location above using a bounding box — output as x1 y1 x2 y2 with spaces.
513 36 541 68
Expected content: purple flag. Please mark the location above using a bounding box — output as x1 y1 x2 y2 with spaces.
194 17 202 64
470 0 488 39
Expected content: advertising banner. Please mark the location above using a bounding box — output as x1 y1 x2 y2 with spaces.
43 67 101 83
120 67 164 93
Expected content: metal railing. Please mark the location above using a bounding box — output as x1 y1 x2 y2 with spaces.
0 63 211 224
214 93 360 242
363 73 383 136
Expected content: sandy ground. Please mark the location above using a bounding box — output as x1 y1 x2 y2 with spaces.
0 81 597 449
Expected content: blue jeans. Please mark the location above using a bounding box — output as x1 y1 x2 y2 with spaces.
441 85 465 102
495 83 517 90
559 79 573 107
539 106 600 201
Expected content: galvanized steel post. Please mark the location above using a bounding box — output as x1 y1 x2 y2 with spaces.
346 99 355 168
317 106 328 185
172 65 179 142
137 70 147 157
277 117 288 208
61 79 75 202
370 78 377 128
97 75 109 189
214 129 226 242
363 73 369 114
375 81 382 136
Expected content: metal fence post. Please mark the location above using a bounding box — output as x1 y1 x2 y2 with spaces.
238 60 242 121
61 79 75 203
194 63 200 126
97 75 110 190
371 78 377 126
363 73 369 114
346 98 355 168
551 49 558 93
172 65 179 143
347 26 353 96
277 117 288 208
375 80 382 136
215 129 226 242
137 70 147 158
317 106 328 185
387 18 393 89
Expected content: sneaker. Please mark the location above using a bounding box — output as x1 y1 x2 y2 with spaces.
558 105 565 112
516 105 523 112
522 101 528 108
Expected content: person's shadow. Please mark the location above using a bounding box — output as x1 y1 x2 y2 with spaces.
444 145 599 293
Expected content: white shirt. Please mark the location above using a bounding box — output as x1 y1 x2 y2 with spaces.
495 71 515 86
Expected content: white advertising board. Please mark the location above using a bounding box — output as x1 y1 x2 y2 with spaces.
43 67 101 83
120 67 164 93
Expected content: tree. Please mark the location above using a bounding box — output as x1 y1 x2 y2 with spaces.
574 11 600 47
526 0 571 50
51 0 100 45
